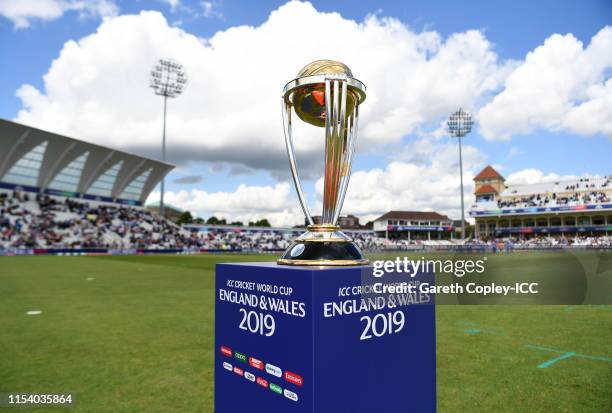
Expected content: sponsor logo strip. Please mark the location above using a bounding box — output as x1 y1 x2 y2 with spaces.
220 346 233 357
284 370 303 387
249 357 264 370
222 344 302 403
244 371 256 382
284 389 298 402
265 363 282 378
256 377 269 388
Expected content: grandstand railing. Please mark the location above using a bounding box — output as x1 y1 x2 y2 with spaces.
0 182 142 206
494 225 612 234
470 203 612 217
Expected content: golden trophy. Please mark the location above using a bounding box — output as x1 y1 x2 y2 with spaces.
278 60 368 266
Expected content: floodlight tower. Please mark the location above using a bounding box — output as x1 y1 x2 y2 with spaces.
447 108 473 241
150 58 187 217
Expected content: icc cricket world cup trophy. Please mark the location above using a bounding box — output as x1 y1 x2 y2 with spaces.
278 60 369 266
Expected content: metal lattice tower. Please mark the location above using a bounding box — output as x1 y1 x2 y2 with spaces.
150 58 187 217
447 108 473 241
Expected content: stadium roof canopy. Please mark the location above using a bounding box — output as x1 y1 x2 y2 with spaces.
373 210 451 222
0 119 174 206
501 175 612 198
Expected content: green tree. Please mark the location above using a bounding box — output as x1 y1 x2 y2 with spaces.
249 219 271 227
206 216 221 225
206 216 227 225
177 211 194 225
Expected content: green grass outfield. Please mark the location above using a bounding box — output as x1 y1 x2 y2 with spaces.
0 253 610 412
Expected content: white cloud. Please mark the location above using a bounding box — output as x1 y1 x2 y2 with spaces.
0 0 63 27
201 1 222 19
147 182 303 227
160 0 181 12
14 1 510 175
505 169 578 185
506 147 522 159
147 137 487 226
0 0 118 28
315 138 487 223
478 26 612 140
564 79 612 136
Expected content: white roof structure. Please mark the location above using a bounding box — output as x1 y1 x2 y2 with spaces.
501 175 612 198
0 119 173 205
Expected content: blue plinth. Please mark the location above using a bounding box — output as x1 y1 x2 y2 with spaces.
215 262 436 413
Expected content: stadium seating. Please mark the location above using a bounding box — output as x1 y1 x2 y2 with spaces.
1 191 197 250
496 190 610 209
472 175 612 211
2 190 610 254
504 235 612 248
0 190 394 252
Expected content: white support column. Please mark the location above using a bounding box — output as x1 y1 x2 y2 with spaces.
112 160 146 200
38 142 77 190
79 151 115 195
0 129 31 179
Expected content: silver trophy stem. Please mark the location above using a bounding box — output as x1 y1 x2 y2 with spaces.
282 99 314 225
322 79 349 225
322 79 334 223
333 105 358 224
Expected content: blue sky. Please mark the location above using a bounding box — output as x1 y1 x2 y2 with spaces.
0 0 611 224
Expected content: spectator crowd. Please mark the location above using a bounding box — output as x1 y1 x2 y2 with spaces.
1 191 392 252
496 190 611 209
466 235 612 250
1 191 611 253
1 192 199 250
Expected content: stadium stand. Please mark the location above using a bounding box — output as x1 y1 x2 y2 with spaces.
0 191 198 250
470 166 612 240
0 190 396 253
0 189 350 251
2 189 610 256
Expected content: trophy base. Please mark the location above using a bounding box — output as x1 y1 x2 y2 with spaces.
277 225 369 266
